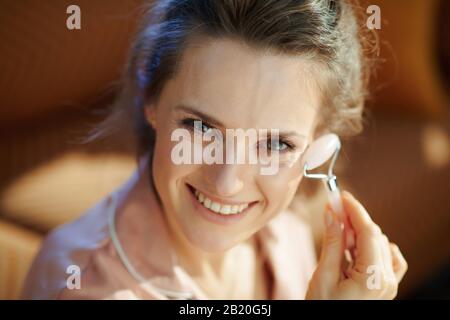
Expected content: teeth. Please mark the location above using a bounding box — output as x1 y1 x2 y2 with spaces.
192 188 250 215
220 205 231 214
239 204 248 211
203 198 211 209
210 202 221 213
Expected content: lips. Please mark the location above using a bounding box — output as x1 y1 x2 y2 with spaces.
186 184 257 217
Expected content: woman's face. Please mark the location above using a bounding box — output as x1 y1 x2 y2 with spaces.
147 38 322 252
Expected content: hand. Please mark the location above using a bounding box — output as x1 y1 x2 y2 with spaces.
306 191 408 299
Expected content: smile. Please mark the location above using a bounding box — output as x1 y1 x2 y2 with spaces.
187 184 256 216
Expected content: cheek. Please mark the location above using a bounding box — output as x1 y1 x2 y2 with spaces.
256 161 303 210
153 132 174 181
269 156 304 186
153 126 182 188
153 126 199 189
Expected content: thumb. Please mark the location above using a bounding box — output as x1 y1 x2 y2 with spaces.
317 207 345 286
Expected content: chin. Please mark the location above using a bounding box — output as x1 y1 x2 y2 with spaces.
185 229 242 252
175 208 249 252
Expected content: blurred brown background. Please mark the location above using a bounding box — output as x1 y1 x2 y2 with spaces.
0 0 449 299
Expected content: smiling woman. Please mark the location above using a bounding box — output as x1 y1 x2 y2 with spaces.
21 0 407 300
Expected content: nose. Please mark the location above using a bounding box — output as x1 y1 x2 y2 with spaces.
202 163 245 197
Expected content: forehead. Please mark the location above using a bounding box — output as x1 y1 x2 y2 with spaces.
161 38 322 133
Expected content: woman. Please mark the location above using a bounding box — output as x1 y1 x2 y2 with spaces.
22 0 407 299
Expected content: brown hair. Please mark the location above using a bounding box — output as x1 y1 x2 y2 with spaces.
87 0 376 158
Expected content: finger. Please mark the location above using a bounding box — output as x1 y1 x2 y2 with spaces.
327 198 355 270
342 191 376 234
380 235 396 284
318 208 345 286
390 243 408 283
341 191 383 273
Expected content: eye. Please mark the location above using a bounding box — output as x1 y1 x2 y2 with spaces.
180 118 213 134
261 139 294 152
269 139 288 151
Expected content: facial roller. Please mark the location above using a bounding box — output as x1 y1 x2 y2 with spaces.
303 133 355 249
303 133 343 213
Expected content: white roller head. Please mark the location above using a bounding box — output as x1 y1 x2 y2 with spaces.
303 133 341 170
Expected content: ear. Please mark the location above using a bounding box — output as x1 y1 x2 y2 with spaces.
144 105 157 129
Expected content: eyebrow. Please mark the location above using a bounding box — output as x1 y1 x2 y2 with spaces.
174 104 224 128
278 131 308 141
174 104 308 140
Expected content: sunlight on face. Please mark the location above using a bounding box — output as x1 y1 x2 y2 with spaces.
147 38 322 252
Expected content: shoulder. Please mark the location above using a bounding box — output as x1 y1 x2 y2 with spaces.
21 193 114 299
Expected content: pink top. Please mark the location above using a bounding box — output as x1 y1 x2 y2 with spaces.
21 154 317 300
